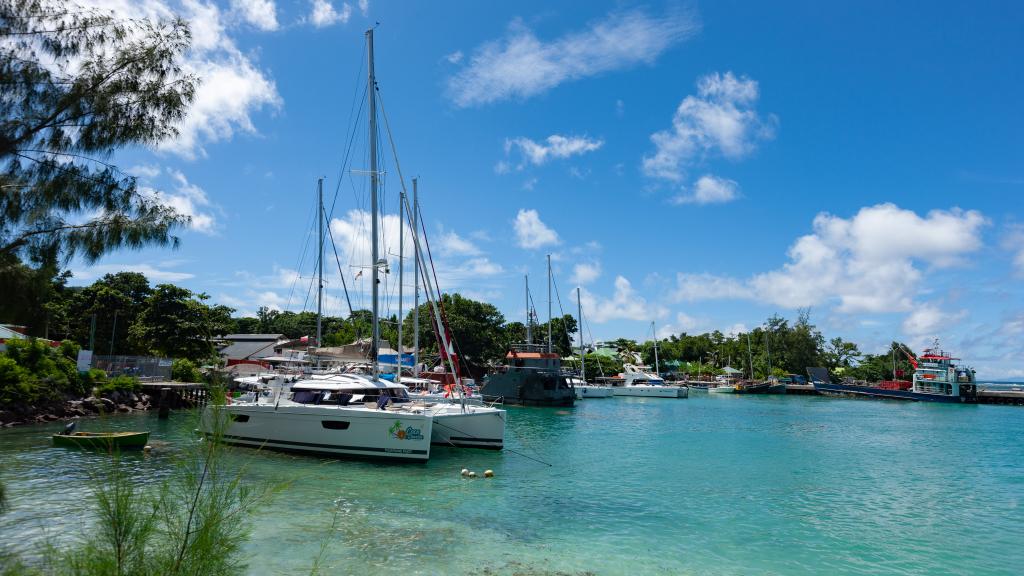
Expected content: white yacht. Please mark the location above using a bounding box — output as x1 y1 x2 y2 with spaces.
612 364 688 398
569 376 614 398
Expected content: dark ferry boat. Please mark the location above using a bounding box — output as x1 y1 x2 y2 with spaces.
481 343 576 407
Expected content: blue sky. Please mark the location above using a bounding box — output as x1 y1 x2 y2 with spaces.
73 1 1024 378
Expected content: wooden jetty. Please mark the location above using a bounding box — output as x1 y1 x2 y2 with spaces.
139 381 209 418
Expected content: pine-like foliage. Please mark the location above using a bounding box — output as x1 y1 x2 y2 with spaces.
0 0 196 264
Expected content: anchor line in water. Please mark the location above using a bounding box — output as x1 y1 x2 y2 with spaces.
430 419 552 467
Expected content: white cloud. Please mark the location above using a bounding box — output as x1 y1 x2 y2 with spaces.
514 209 559 249
330 209 412 276
447 8 698 107
437 257 504 287
902 303 967 337
1002 225 1024 276
74 263 194 283
358 0 368 16
78 0 282 159
571 262 601 285
445 50 463 64
162 53 281 158
673 273 752 301
231 0 278 30
310 0 351 27
577 276 668 323
723 323 748 337
506 134 603 166
643 71 775 183
329 210 501 298
671 174 739 205
494 160 511 175
438 229 481 256
672 204 987 314
144 170 217 233
127 164 161 180
675 312 703 333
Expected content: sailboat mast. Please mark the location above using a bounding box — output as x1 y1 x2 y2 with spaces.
316 177 324 355
577 287 584 381
746 331 754 379
367 28 380 379
547 254 552 354
397 188 404 383
412 178 419 378
652 320 659 374
525 274 531 344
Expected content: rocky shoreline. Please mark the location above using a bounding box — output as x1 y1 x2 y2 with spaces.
0 391 155 427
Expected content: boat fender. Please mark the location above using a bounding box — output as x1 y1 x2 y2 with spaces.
484 469 494 478
468 471 477 478
460 468 469 477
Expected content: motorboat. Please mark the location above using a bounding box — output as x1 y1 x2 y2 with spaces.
611 364 687 398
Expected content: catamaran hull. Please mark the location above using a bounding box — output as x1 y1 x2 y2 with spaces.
201 404 434 461
430 407 506 450
813 382 977 403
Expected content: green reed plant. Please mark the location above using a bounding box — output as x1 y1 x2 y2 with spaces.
23 386 284 576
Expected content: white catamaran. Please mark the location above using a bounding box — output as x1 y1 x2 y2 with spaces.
202 29 504 460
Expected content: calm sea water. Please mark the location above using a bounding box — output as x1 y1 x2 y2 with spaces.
1 394 1022 575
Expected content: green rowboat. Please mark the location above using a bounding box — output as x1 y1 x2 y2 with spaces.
52 431 150 450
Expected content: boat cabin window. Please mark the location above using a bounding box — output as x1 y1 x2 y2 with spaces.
292 390 321 404
230 414 250 423
321 420 350 430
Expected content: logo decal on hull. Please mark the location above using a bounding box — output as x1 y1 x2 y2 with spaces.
389 420 424 441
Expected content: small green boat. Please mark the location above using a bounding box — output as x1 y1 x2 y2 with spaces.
52 431 150 450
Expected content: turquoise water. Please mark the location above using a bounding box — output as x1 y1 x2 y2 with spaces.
2 394 1023 575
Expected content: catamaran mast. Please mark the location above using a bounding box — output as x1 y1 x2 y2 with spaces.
746 331 754 380
412 178 419 378
577 287 584 381
316 177 324 360
367 29 381 380
547 254 552 354
397 187 404 383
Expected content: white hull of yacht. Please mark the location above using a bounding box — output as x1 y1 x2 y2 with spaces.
411 392 485 406
575 385 615 398
427 405 506 450
613 385 687 398
708 385 736 394
201 403 434 462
